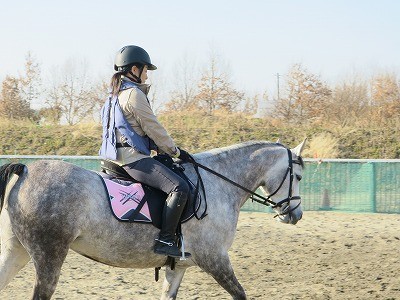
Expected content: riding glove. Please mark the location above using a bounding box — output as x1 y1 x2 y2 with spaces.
178 148 193 163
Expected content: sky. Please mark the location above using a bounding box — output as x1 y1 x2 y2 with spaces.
0 0 399 105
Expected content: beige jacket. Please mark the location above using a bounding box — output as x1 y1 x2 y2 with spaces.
111 77 180 165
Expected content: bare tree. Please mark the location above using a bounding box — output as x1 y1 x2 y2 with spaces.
370 73 400 122
46 58 99 125
0 75 33 119
194 53 244 114
272 63 331 123
165 53 199 111
147 66 167 113
19 52 42 108
87 79 109 122
38 106 62 124
326 78 370 126
243 94 259 115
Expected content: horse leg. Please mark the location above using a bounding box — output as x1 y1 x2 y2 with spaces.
0 209 31 291
198 253 246 300
29 243 69 300
160 265 187 300
0 235 31 290
20 220 73 299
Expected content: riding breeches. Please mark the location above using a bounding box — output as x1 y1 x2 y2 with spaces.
122 157 190 195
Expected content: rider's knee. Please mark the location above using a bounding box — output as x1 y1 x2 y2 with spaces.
174 179 190 196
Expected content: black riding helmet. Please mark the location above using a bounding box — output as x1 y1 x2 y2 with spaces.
114 45 157 72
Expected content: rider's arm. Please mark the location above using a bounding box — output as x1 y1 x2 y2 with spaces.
125 89 180 157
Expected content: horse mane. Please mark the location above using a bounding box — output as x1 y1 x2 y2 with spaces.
195 141 281 161
195 141 305 168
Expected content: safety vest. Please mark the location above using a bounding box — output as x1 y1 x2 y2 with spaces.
99 80 155 160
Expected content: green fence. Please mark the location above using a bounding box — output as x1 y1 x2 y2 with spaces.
1 156 399 214
299 159 400 214
242 158 400 214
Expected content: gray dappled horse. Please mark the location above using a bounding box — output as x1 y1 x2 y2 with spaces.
0 140 306 300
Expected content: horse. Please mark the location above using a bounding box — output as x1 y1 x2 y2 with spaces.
0 140 306 300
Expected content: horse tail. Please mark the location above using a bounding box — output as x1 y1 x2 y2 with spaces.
0 163 26 212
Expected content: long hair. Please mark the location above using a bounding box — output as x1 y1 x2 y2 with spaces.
109 63 144 96
110 72 124 96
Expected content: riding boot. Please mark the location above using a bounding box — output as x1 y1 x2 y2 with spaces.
154 191 192 258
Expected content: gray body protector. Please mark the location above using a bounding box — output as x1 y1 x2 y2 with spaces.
99 80 156 160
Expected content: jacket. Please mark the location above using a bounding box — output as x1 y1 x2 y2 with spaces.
100 77 179 165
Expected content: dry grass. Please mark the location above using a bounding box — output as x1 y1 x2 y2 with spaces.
303 132 340 159
0 113 399 158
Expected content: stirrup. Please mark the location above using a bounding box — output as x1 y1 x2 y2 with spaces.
155 239 174 247
179 234 187 261
154 237 190 260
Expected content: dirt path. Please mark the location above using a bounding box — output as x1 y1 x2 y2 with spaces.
1 211 400 299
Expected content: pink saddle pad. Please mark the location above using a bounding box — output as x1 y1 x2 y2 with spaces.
103 178 151 222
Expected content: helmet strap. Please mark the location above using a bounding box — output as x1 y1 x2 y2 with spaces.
138 66 145 81
128 71 141 83
127 65 144 84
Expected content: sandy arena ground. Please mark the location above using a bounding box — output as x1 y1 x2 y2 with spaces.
1 211 399 299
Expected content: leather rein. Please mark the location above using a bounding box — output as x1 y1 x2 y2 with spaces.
189 147 302 218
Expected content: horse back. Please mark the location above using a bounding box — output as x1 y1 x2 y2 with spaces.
6 160 107 231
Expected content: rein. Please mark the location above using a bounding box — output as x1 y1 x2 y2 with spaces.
189 147 302 217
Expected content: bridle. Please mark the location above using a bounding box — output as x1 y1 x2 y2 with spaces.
189 146 303 218
251 147 302 218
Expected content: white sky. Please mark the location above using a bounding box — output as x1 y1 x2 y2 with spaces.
1 0 399 104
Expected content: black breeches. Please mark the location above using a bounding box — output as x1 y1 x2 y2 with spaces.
123 157 190 195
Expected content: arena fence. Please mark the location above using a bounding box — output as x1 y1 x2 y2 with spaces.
1 156 399 214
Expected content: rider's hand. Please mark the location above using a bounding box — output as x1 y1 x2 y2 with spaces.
178 148 194 163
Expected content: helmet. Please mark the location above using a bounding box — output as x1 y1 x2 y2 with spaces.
114 45 157 72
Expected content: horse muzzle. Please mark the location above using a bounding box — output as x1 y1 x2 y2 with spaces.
277 209 302 224
274 197 302 224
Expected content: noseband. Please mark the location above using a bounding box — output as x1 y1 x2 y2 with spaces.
189 146 302 218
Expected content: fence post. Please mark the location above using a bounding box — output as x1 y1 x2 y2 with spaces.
370 162 377 213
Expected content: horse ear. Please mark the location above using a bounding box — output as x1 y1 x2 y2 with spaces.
276 138 281 144
292 138 307 156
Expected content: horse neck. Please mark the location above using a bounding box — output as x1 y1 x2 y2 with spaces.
196 142 283 206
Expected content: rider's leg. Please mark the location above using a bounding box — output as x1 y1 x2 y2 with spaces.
123 158 191 258
154 188 189 257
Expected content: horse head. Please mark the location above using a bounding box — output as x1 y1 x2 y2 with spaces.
260 139 306 225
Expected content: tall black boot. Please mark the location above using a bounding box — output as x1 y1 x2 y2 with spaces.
154 191 191 258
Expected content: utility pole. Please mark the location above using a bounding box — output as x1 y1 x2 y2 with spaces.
276 73 281 101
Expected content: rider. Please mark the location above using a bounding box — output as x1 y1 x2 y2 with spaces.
99 45 192 258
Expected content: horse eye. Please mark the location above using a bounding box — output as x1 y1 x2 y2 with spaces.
296 175 302 181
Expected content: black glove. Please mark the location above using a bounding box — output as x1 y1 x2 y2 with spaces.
178 148 193 163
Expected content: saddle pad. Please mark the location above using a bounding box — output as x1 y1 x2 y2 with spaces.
102 177 152 223
98 172 205 228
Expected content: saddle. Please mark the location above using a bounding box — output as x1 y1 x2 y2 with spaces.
98 155 206 229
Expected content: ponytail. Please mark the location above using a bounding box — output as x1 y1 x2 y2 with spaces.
110 72 123 96
110 63 143 96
